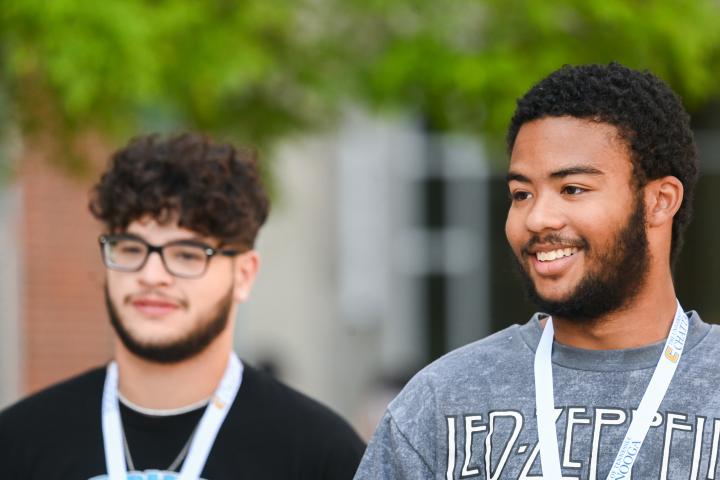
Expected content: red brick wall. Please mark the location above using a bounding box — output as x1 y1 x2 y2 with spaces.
20 151 114 395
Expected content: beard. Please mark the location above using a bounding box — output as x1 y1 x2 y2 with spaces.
104 284 233 363
513 195 650 323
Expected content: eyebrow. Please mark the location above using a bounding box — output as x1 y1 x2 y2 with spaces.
550 166 604 178
506 166 604 183
506 172 530 183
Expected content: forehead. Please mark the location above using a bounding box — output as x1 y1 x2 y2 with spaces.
508 116 633 180
124 215 212 244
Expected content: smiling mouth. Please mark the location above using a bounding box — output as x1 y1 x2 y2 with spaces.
535 247 579 262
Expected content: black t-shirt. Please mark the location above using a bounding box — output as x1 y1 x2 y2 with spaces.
0 363 366 479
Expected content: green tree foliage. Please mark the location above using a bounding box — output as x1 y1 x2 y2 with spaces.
328 0 720 145
0 0 336 155
1 0 719 170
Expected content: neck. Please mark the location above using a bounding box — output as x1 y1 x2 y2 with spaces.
550 273 678 350
114 327 234 410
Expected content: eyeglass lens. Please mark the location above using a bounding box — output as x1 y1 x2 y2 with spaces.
103 237 209 277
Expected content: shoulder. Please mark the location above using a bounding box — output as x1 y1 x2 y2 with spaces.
238 364 350 424
386 324 530 425
232 363 364 445
400 324 528 394
0 367 105 428
0 366 106 469
223 363 365 476
687 311 720 356
359 325 530 475
429 323 528 373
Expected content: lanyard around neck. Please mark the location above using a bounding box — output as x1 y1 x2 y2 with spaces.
534 302 689 479
102 352 243 480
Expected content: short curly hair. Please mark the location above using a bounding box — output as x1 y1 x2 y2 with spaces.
506 62 698 265
89 132 270 249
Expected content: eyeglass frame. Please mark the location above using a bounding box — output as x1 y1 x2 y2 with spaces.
98 233 242 279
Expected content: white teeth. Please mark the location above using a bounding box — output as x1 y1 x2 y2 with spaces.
536 247 579 262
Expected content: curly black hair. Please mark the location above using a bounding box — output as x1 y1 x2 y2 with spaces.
507 62 698 265
89 132 270 249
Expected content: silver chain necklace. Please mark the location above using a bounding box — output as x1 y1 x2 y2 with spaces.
122 424 197 472
117 393 208 472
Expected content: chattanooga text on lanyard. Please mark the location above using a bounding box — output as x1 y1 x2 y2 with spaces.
101 351 243 480
534 301 689 479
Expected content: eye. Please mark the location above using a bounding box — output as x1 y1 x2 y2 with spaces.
166 244 207 263
115 242 144 256
562 185 587 195
510 190 532 202
174 249 205 262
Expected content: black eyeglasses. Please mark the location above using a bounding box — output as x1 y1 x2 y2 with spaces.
99 234 240 278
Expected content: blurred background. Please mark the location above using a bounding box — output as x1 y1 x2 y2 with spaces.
1 0 720 439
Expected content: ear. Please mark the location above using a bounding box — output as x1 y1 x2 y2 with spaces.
232 250 260 303
644 176 684 228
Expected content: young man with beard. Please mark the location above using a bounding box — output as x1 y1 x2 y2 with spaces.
0 133 365 479
354 63 717 479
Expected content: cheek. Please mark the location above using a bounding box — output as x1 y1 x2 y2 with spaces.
576 207 626 247
187 290 220 316
505 210 524 252
106 273 127 302
189 273 233 307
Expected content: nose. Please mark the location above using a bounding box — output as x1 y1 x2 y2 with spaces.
524 193 566 234
137 251 174 286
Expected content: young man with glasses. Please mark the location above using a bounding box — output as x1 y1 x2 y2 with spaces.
355 63 716 479
0 133 365 479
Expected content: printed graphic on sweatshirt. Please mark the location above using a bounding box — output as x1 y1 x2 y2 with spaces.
89 470 208 480
444 407 720 479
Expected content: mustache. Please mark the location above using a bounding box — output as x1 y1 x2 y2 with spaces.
521 234 589 255
123 290 189 309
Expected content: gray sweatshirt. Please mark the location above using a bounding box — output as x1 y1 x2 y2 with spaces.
355 311 720 479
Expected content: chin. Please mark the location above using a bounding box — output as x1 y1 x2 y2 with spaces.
132 331 185 348
531 283 576 304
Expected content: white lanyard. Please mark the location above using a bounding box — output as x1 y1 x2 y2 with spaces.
534 302 689 479
102 352 243 480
